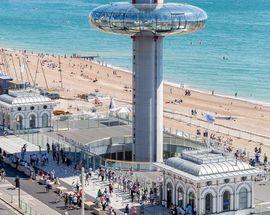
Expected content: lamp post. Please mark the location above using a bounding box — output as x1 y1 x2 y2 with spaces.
81 167 85 215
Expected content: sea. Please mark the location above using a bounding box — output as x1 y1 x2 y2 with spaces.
0 0 270 103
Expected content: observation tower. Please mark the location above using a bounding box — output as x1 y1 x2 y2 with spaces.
89 0 207 163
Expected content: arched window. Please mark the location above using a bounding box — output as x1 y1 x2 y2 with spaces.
16 115 23 130
239 187 248 209
189 192 195 209
42 113 49 128
176 187 184 207
29 114 36 129
223 191 230 211
166 182 173 208
205 193 213 214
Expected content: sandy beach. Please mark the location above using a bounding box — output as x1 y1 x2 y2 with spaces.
1 48 270 155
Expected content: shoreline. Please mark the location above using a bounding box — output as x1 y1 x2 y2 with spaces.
97 60 270 108
1 44 270 107
2 46 270 154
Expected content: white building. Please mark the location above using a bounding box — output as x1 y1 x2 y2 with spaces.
0 90 55 133
154 149 262 215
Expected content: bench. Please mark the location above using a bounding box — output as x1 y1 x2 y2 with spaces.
84 201 95 210
92 208 107 215
55 186 67 194
64 191 75 196
38 178 46 185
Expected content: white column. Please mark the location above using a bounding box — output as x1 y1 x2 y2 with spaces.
132 34 163 162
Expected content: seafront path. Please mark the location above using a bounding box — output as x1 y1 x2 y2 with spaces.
0 135 170 215
0 198 20 215
0 176 60 215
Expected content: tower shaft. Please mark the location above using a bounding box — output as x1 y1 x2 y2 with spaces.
132 35 163 162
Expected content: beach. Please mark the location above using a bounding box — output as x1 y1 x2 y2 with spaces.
1 48 270 155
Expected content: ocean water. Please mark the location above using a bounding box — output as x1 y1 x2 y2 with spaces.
0 0 270 102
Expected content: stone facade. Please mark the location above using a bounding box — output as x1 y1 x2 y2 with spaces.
0 90 55 133
155 149 262 215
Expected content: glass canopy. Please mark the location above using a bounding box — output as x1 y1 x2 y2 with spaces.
89 3 207 36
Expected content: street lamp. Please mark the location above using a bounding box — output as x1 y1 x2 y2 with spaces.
81 167 85 215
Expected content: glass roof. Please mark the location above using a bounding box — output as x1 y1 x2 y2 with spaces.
165 149 253 176
0 91 52 105
89 3 207 36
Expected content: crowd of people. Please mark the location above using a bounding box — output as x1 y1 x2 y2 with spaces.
90 166 160 215
169 203 195 215
196 129 234 146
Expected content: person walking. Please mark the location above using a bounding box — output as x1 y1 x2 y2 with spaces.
131 206 137 215
124 204 130 215
0 168 5 182
140 202 145 215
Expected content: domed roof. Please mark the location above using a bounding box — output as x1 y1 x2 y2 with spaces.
0 90 52 106
165 149 253 176
89 2 207 36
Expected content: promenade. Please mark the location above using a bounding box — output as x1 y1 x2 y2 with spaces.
0 135 170 215
0 174 60 215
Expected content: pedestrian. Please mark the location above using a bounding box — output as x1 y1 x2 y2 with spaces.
64 194 68 207
76 183 80 192
131 206 137 215
131 190 134 202
68 194 73 206
98 189 102 197
0 168 5 182
73 195 78 206
264 153 268 165
46 142 50 154
140 202 145 215
124 204 129 215
45 179 50 192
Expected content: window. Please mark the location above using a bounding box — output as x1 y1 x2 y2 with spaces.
205 193 213 214
29 114 36 129
241 176 247 181
16 115 23 130
239 187 248 209
43 105 47 109
30 106 35 110
189 192 195 209
177 187 184 207
42 113 49 127
223 191 230 211
17 107 22 111
166 182 173 208
224 179 230 183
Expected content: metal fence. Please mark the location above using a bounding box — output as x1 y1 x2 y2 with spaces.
164 109 270 145
0 188 38 215
52 112 131 131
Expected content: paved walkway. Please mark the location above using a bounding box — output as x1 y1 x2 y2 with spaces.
0 135 170 215
0 179 60 215
2 156 94 215
0 198 20 215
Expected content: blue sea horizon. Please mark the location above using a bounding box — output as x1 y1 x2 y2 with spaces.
0 0 269 102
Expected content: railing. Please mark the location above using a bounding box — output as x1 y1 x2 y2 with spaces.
20 132 108 170
0 188 38 215
52 112 131 131
105 158 154 171
164 109 270 146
